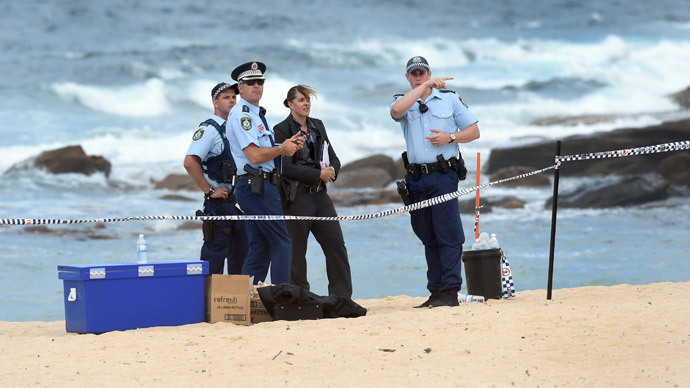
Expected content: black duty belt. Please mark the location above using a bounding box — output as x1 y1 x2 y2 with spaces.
299 183 325 194
408 160 453 175
238 171 279 180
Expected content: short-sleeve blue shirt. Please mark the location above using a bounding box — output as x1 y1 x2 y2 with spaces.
185 114 231 188
226 96 276 174
391 88 478 164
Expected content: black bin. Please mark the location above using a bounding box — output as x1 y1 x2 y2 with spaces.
462 248 503 300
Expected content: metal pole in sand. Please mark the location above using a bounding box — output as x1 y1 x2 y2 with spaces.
474 152 480 240
546 141 561 300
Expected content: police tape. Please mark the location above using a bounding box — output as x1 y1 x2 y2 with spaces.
555 140 690 164
0 164 558 225
1 139 688 226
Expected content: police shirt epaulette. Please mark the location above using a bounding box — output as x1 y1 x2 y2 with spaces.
439 89 457 94
242 105 250 113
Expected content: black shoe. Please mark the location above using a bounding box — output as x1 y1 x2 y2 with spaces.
429 289 459 307
414 291 441 308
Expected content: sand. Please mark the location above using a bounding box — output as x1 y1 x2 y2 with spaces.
1 281 688 387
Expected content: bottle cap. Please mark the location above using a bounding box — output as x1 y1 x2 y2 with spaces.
139 234 144 238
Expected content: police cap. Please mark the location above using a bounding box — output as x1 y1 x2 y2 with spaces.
231 61 266 82
211 82 239 99
406 56 430 73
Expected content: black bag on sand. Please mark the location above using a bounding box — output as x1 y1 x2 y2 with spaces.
257 284 367 321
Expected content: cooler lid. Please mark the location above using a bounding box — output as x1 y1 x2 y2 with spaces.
57 261 209 280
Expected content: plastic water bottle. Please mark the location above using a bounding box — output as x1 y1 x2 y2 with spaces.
471 238 481 250
458 293 485 303
136 234 148 264
478 238 491 250
489 233 500 249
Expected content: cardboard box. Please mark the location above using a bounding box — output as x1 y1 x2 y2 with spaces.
57 261 208 334
250 296 272 324
206 274 251 325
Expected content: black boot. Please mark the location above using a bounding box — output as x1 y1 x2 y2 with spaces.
429 289 459 307
414 291 441 308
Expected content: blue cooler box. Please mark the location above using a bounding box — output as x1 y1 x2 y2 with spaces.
57 261 208 334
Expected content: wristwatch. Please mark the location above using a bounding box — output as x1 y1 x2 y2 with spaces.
449 133 456 143
205 187 215 200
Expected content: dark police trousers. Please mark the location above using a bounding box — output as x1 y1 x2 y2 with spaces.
407 169 465 292
285 189 353 298
234 179 292 285
201 198 247 275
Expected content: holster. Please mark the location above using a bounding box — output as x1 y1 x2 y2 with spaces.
402 151 420 181
244 164 264 195
396 180 413 206
280 178 299 207
453 152 468 181
197 209 215 242
437 154 450 174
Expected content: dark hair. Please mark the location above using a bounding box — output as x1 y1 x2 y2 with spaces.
283 84 317 108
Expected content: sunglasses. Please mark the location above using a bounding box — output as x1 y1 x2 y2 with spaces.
242 79 265 86
417 101 429 113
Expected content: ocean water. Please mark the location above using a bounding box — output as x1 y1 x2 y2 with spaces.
1 0 690 321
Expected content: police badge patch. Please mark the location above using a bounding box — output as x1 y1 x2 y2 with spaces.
192 129 204 140
459 96 469 108
241 117 252 131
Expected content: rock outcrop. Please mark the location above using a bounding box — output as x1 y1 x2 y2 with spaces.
5 145 111 177
486 118 690 180
544 174 669 209
669 86 690 109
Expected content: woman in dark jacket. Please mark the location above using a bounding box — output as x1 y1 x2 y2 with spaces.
273 85 352 298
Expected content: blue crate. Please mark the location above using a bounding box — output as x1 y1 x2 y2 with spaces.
58 261 208 333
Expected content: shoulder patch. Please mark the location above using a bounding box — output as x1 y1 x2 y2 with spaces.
439 89 457 94
240 117 252 131
192 129 204 141
242 105 250 113
458 96 469 108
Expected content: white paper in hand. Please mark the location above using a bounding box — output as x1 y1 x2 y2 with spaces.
320 140 330 168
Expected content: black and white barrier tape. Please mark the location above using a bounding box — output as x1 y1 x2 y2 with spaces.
2 140 687 226
0 165 558 225
555 140 690 164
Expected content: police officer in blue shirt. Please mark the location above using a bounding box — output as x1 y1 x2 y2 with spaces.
226 61 305 285
184 82 247 275
390 56 480 307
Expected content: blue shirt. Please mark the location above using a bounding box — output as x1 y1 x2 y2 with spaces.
185 114 231 188
226 96 276 174
391 88 478 164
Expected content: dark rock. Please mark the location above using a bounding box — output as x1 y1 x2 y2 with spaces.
394 157 406 180
329 189 401 206
458 198 492 214
5 145 111 177
154 174 196 191
655 153 690 186
24 224 116 239
490 166 551 187
177 221 201 230
486 118 690 178
491 196 526 209
668 86 690 108
544 174 669 209
340 154 398 181
331 168 393 188
530 114 622 127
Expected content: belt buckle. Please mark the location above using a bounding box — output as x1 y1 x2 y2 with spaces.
420 164 429 174
309 186 318 194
